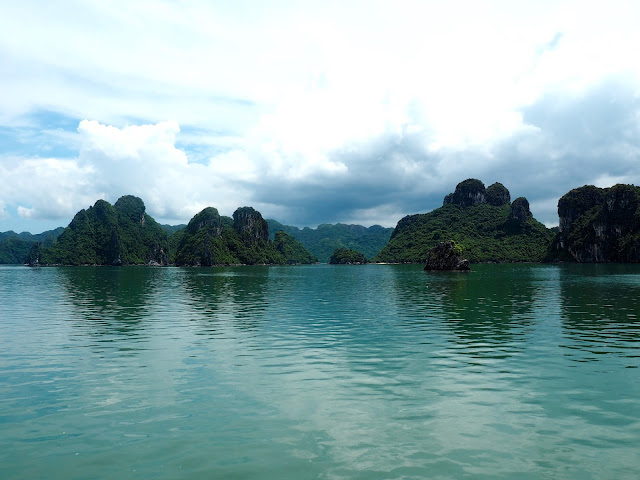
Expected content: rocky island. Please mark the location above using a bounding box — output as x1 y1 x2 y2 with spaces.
547 184 640 262
28 198 316 266
374 179 553 263
423 241 470 271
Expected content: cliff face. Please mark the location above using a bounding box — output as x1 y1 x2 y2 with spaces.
509 197 532 223
233 207 269 245
549 184 640 262
375 179 553 263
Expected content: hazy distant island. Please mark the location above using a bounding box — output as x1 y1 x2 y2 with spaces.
266 220 392 263
4 178 640 266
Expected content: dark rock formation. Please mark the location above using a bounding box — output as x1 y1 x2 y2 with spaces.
509 197 532 223
557 185 603 235
424 241 470 271
486 182 511 206
443 179 486 207
547 184 640 262
233 207 269 245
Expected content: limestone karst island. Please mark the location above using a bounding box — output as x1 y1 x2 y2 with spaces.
2 178 639 267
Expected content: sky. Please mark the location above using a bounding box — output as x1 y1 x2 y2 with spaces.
1 0 639 234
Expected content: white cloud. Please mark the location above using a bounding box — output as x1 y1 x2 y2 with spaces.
1 0 640 232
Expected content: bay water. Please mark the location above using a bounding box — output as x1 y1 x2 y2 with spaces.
1 264 639 479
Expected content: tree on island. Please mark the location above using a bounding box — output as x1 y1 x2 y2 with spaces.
329 247 368 264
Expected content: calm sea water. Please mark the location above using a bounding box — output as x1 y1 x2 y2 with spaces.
1 263 639 479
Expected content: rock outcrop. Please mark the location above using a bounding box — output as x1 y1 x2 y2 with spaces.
548 184 640 262
509 197 532 223
233 207 269 245
443 179 486 207
486 182 511 206
424 241 470 271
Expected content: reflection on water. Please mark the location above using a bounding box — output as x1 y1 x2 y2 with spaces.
1 264 640 479
558 264 640 362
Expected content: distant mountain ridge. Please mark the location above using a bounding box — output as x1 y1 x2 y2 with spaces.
266 220 393 262
0 227 64 264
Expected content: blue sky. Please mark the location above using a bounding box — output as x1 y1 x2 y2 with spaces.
1 0 639 234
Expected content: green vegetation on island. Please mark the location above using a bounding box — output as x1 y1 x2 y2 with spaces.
547 184 640 262
0 227 64 264
19 199 316 267
375 179 554 263
329 247 368 264
273 231 318 264
30 196 170 266
173 206 316 266
266 220 392 262
12 180 640 267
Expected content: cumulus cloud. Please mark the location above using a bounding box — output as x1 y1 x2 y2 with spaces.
1 1 640 232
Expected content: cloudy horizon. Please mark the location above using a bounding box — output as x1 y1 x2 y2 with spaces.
1 0 639 234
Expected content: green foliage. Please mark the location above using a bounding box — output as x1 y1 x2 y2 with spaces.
266 220 393 262
329 247 368 264
486 182 511 206
375 203 554 263
273 231 318 264
0 237 33 263
161 224 186 236
0 227 64 246
167 227 185 264
175 207 289 266
39 196 169 265
451 240 463 257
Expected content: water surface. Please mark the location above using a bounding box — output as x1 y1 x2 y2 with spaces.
1 264 639 479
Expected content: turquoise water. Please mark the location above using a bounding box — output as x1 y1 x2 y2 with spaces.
1 264 639 479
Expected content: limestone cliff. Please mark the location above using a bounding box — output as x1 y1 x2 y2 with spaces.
233 207 269 245
548 184 640 262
